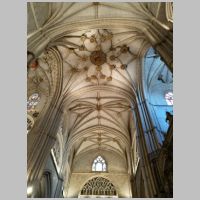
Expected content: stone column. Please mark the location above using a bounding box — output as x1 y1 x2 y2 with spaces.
27 103 63 182
28 30 51 62
130 174 137 197
27 48 63 192
131 91 163 197
143 20 173 73
54 176 64 197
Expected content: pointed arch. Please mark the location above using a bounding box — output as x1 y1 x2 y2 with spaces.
92 155 107 172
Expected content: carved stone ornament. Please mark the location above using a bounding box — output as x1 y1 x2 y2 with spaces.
90 50 107 66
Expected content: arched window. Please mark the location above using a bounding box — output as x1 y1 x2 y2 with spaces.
165 92 173 105
27 93 40 111
79 177 117 197
92 156 107 172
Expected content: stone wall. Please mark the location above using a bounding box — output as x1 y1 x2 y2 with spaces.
65 149 132 197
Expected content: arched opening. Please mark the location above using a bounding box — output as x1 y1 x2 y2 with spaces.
79 177 118 198
92 156 107 172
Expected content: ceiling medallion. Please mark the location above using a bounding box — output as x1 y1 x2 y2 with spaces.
69 30 135 83
121 64 127 70
107 76 112 81
90 35 96 43
90 50 106 66
109 55 116 61
81 35 86 41
120 45 129 53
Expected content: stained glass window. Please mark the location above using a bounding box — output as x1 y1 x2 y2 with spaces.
165 92 173 105
27 93 40 111
92 156 107 172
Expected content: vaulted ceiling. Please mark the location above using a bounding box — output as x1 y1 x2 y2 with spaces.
56 28 140 158
28 2 166 37
27 2 171 171
27 2 171 52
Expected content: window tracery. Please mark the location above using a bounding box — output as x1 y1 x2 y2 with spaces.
80 177 117 197
27 93 40 111
165 92 173 105
92 156 106 172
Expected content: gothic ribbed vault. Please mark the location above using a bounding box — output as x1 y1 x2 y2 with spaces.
27 2 173 198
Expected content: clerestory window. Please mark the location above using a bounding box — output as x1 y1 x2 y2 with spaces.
92 156 107 172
